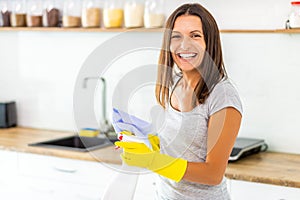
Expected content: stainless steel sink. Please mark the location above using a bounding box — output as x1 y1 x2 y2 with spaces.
29 135 116 152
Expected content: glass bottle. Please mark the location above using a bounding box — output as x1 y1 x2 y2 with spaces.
42 0 61 27
0 3 2 26
288 1 300 28
82 0 101 28
10 0 26 27
144 0 165 28
124 0 144 28
63 0 81 27
26 0 43 27
103 0 123 28
0 0 11 27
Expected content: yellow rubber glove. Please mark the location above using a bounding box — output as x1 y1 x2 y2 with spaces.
114 141 187 182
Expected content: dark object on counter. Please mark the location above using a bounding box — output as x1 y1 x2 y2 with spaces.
1 10 11 26
43 8 60 27
0 101 17 128
229 137 268 162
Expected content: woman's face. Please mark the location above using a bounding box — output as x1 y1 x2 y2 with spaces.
170 15 206 72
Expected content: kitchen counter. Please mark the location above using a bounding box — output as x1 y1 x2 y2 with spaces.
1 127 300 188
0 127 122 164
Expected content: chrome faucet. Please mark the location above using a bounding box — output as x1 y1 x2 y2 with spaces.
82 76 110 133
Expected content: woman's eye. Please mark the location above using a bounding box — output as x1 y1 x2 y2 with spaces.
171 35 181 39
192 34 201 38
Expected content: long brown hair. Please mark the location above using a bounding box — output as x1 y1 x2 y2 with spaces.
155 3 227 108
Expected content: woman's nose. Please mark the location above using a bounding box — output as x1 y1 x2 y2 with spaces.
180 36 192 50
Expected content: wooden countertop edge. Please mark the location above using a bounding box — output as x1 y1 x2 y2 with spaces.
0 144 123 165
225 173 300 188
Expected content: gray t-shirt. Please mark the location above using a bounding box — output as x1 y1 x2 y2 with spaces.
155 75 243 200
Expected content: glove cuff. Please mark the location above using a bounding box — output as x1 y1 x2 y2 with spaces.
148 152 187 182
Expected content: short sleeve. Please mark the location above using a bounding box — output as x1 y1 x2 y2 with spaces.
207 79 243 116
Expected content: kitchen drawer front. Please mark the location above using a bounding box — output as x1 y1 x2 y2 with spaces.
134 173 157 199
18 152 120 186
0 150 18 170
0 150 18 179
231 180 300 200
18 175 104 200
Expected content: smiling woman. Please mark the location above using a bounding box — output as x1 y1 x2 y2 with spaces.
116 3 243 200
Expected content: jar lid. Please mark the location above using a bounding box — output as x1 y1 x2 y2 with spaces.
291 1 300 5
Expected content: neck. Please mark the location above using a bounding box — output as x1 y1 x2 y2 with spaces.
182 69 201 89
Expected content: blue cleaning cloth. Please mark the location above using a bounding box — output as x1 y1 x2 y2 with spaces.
112 108 153 138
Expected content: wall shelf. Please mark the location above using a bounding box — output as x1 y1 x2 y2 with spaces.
221 29 300 33
0 27 163 33
274 29 300 33
0 27 300 33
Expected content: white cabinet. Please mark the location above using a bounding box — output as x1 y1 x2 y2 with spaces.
0 150 159 200
134 173 157 200
16 152 120 200
0 150 18 180
0 150 124 200
230 180 300 200
17 152 117 186
0 150 22 200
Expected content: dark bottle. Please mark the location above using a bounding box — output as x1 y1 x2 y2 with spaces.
0 0 11 27
42 0 61 27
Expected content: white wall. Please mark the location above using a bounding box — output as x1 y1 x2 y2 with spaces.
1 0 300 154
222 33 300 154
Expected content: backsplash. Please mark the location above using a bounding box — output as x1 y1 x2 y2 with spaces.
1 0 299 154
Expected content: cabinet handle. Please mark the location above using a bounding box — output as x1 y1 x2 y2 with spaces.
53 166 77 173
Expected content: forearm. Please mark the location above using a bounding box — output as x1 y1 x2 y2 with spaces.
183 161 227 185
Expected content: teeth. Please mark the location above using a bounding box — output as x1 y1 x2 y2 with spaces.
178 53 197 59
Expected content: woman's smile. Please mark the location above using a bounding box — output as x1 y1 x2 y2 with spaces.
177 52 197 59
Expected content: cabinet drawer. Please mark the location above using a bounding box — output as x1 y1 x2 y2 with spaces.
18 152 120 186
18 175 104 200
0 150 18 171
231 180 300 200
0 150 18 185
134 173 156 199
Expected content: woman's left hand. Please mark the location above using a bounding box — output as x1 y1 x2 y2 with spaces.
115 141 155 168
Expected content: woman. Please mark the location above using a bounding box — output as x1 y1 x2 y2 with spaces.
115 3 243 200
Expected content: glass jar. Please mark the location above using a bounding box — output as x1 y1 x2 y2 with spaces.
124 0 144 28
144 0 165 28
81 0 101 28
42 0 61 27
288 1 300 28
26 0 43 27
103 0 123 28
0 0 11 27
10 0 26 27
63 0 81 27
